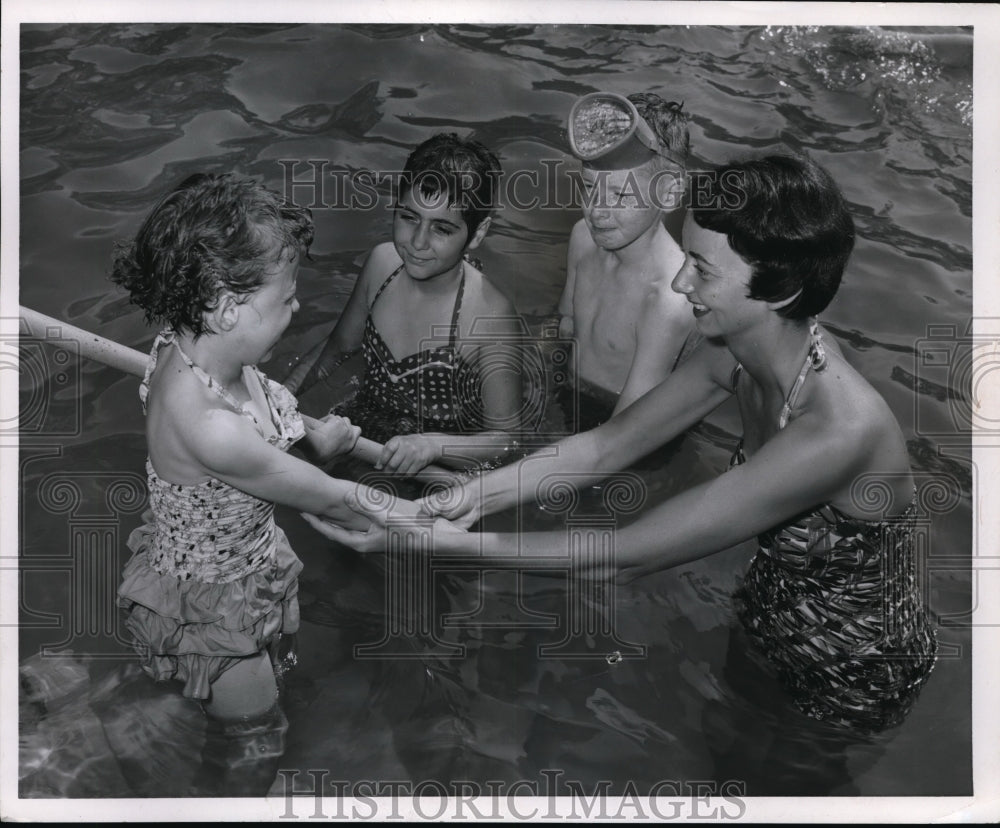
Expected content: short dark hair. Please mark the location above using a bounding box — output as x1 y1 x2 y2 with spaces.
398 133 502 236
691 155 855 319
628 92 691 168
111 173 313 336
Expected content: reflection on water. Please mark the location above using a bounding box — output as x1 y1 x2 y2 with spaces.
18 23 972 798
19 656 206 798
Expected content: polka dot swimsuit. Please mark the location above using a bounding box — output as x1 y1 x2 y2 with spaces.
336 263 485 442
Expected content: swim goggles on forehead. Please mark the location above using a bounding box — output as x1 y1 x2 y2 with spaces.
567 92 685 171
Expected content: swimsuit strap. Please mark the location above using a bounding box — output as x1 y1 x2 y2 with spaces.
370 261 467 348
369 264 405 309
139 331 172 414
778 319 827 430
447 261 467 348
730 362 744 393
147 330 263 428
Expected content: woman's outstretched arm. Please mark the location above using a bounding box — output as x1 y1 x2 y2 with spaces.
420 337 736 527
307 402 879 578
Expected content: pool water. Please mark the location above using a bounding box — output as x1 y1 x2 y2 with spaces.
16 23 972 799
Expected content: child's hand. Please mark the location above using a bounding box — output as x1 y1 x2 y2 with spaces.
310 414 361 460
375 434 443 476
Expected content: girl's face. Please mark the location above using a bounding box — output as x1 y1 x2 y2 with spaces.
671 213 762 339
392 188 479 281
238 243 300 363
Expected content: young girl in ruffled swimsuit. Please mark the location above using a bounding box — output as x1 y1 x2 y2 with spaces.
285 133 524 476
111 173 389 795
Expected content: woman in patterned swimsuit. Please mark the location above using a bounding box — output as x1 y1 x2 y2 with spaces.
287 133 524 476
110 173 428 794
311 155 938 737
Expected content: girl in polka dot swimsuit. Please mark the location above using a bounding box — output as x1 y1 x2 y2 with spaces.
288 133 525 476
110 173 426 794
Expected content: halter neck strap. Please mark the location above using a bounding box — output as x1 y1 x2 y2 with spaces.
778 319 827 430
142 330 264 429
370 260 468 348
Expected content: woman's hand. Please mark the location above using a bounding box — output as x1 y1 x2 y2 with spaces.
416 482 482 530
309 414 361 460
375 434 443 476
301 490 467 553
301 511 387 554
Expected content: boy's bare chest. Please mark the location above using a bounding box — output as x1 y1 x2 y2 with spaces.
573 267 646 348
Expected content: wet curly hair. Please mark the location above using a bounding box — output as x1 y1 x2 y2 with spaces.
111 173 313 337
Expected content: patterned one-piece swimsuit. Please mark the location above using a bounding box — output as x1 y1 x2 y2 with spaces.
336 262 485 443
729 322 937 732
117 331 305 699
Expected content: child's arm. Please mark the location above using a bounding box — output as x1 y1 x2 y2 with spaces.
557 221 587 338
613 283 694 414
374 293 526 476
299 413 362 463
285 245 389 394
418 337 736 527
185 408 379 530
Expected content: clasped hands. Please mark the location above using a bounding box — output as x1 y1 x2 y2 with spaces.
300 481 481 552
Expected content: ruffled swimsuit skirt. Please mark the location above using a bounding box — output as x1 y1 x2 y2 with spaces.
118 516 301 700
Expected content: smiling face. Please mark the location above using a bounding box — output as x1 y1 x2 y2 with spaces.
671 212 765 340
392 188 483 281
579 163 671 252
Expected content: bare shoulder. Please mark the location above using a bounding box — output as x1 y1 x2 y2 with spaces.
568 218 597 262
685 334 740 390
460 263 520 337
464 262 514 311
147 360 257 477
640 259 691 325
368 240 399 266
361 242 402 299
184 403 264 476
810 350 910 469
785 373 912 516
650 227 686 279
642 277 689 317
